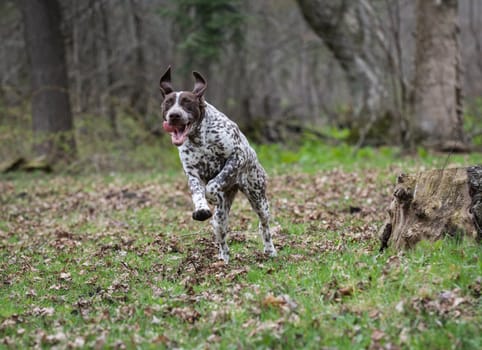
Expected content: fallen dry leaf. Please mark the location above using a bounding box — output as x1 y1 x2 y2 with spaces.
399 327 410 344
262 294 286 307
468 277 481 298
59 272 71 281
262 294 298 313
371 329 385 342
26 289 37 297
338 286 354 297
248 319 284 337
170 307 201 324
0 317 18 330
69 336 85 348
206 334 222 343
31 307 55 317
44 331 67 345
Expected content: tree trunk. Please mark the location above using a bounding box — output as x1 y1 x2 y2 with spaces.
295 0 400 147
412 0 467 151
296 0 383 114
128 0 148 119
19 0 76 164
99 0 118 135
379 166 482 251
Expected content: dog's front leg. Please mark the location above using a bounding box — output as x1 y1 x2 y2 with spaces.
205 153 245 204
187 176 212 221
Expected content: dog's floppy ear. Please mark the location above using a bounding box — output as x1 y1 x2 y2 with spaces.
192 71 207 98
160 66 174 98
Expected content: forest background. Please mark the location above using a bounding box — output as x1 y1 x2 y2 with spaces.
1 0 482 169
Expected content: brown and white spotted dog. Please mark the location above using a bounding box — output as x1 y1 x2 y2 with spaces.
160 66 276 263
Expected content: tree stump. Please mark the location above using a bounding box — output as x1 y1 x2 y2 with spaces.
379 166 482 251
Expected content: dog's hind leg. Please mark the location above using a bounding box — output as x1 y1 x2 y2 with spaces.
242 177 277 257
211 187 237 263
252 196 277 257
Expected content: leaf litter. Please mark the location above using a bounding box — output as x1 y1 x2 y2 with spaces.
0 168 480 348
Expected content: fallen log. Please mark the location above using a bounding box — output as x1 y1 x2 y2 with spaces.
0 157 26 173
379 165 482 251
0 156 52 173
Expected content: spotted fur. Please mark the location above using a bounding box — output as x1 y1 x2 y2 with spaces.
160 66 276 263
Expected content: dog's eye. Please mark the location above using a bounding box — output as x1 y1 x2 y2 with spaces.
163 99 173 108
181 98 196 110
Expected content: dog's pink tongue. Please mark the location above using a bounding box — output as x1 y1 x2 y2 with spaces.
162 121 176 133
163 121 188 146
171 130 187 146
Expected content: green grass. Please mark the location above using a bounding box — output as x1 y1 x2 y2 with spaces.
1 142 481 349
255 141 482 174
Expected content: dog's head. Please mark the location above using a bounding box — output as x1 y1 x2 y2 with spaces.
160 66 207 146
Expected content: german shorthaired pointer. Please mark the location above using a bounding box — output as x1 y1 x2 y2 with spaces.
160 66 276 263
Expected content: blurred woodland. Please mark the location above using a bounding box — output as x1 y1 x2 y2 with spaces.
1 0 482 168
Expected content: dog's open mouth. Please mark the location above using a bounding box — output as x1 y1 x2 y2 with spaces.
163 121 191 146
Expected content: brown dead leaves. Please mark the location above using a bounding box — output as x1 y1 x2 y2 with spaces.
1 168 391 272
170 307 201 324
0 314 24 331
237 293 301 339
0 168 395 348
49 229 83 250
270 169 389 227
409 288 472 319
468 276 481 298
174 236 255 290
30 306 55 317
262 293 298 313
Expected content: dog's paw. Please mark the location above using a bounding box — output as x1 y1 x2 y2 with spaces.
192 208 212 221
219 251 230 264
264 244 277 257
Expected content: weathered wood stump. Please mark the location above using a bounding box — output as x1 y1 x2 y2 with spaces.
379 165 482 251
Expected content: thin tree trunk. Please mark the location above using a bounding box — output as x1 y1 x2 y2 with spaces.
99 0 118 135
129 0 148 119
19 0 76 163
71 0 82 114
412 0 467 151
